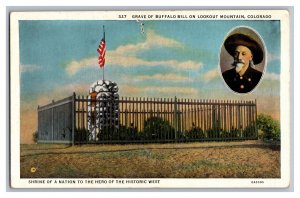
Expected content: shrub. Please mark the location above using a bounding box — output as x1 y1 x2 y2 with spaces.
143 117 176 140
185 126 205 139
32 131 38 143
243 124 257 138
99 125 139 141
257 114 280 141
229 127 241 138
75 128 90 142
118 125 139 140
206 126 228 138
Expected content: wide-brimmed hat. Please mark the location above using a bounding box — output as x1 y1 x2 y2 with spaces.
224 33 264 64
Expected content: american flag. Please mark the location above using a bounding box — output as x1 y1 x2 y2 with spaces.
97 38 106 68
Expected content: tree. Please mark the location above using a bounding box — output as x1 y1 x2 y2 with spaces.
257 114 280 141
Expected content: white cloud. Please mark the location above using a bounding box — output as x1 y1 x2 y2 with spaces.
65 30 202 75
267 52 280 62
119 84 198 97
263 72 280 81
135 73 190 81
114 29 182 55
108 55 201 69
34 83 91 107
144 86 198 95
202 68 220 82
20 64 41 73
66 58 96 75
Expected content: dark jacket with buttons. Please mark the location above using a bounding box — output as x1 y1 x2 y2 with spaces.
222 66 262 93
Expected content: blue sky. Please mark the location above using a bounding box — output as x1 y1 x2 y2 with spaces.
19 20 281 118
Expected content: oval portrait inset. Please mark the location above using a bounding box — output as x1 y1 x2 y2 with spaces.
220 27 266 94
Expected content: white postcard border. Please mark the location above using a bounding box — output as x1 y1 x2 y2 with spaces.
10 10 290 189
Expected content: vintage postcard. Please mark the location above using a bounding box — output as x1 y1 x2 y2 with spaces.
10 10 290 188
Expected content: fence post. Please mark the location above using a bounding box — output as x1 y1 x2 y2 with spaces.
72 92 76 146
174 96 178 141
254 99 258 139
51 100 54 144
37 105 40 143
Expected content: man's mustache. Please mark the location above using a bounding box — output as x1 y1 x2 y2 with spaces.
232 59 245 66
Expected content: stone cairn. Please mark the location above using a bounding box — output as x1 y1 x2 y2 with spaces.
87 80 119 141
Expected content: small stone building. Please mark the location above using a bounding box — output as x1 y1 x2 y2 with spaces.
87 80 119 141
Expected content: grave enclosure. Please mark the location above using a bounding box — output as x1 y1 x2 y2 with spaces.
37 81 258 145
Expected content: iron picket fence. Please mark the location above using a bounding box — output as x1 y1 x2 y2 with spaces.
37 93 258 144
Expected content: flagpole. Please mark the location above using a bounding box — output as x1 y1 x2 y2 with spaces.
102 25 105 81
97 25 106 81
